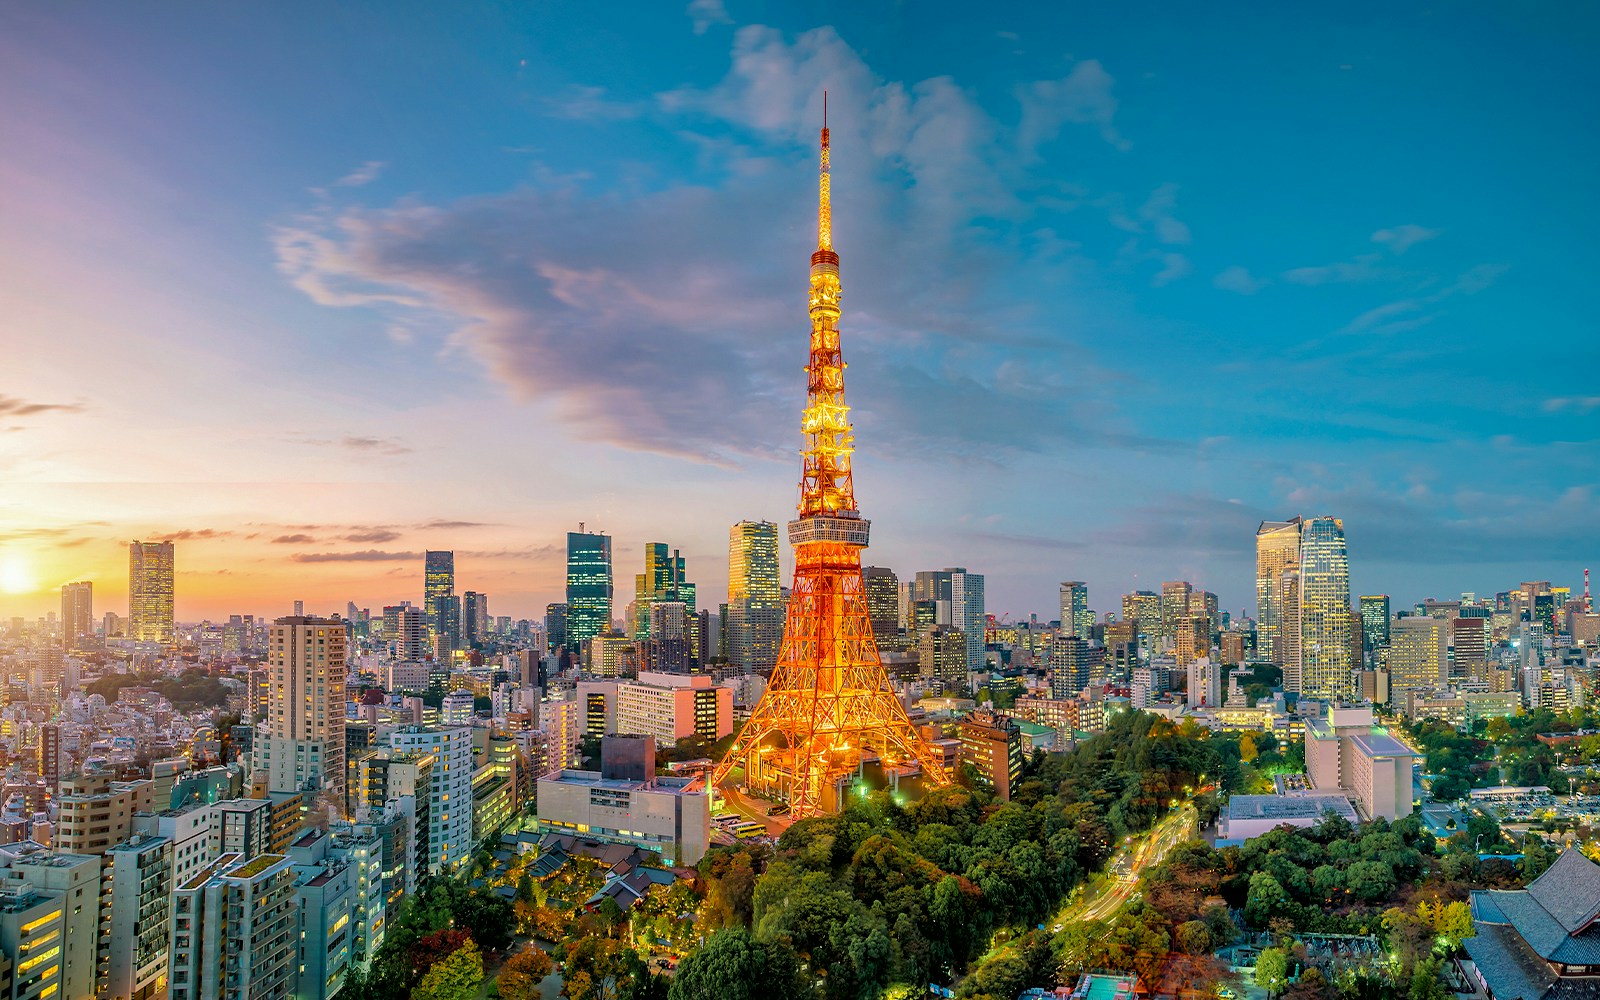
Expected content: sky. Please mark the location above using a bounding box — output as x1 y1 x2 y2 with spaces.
1 0 1597 624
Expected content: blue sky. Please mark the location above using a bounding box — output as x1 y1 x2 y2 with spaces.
1 0 1596 620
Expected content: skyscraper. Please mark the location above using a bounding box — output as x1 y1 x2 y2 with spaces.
128 539 175 642
1255 518 1303 665
258 615 349 806
1359 595 1390 665
1121 590 1159 642
1059 581 1091 637
861 566 900 644
910 569 986 670
1297 516 1354 702
634 543 696 639
566 527 613 649
545 602 569 652
727 520 781 672
461 590 486 646
423 550 456 645
60 580 92 647
1159 580 1193 643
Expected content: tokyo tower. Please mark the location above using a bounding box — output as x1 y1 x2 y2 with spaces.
711 97 951 818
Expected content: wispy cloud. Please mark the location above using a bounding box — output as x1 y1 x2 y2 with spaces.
150 528 229 542
344 530 402 543
289 549 421 563
1213 265 1267 294
1371 224 1439 254
341 435 412 455
686 0 732 35
0 395 83 418
1283 253 1388 286
334 161 386 187
1544 396 1600 414
541 85 643 121
1016 59 1130 153
271 533 316 544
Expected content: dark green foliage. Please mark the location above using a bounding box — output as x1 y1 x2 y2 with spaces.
86 670 233 710
667 929 809 1000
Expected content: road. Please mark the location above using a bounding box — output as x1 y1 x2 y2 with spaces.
1059 802 1198 926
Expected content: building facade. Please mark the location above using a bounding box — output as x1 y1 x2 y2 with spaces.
127 541 175 644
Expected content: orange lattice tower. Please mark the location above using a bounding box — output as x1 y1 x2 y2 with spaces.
711 96 951 818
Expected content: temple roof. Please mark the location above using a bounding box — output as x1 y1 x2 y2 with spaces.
1528 848 1600 934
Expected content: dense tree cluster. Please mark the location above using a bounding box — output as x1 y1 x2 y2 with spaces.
86 669 234 710
687 711 1219 1000
342 875 514 1000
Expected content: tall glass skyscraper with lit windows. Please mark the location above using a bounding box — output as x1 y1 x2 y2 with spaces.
565 529 613 649
1298 516 1354 702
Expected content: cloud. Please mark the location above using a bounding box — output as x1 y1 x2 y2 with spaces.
344 530 402 543
1213 266 1267 294
334 161 386 188
416 519 495 530
271 534 317 544
1544 396 1600 414
1016 59 1130 153
1150 253 1192 287
1337 263 1504 336
341 435 412 455
150 529 228 541
1138 183 1190 245
0 395 83 418
541 85 644 121
289 549 421 563
1371 224 1439 254
687 0 732 34
1283 253 1388 286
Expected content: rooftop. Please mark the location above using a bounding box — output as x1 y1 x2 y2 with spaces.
1348 731 1416 759
1227 794 1358 823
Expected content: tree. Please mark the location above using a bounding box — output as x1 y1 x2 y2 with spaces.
1282 966 1333 1000
456 889 516 954
1434 901 1475 949
412 941 483 1000
410 930 474 981
1175 921 1211 955
498 947 555 1000
1245 871 1290 926
1254 947 1289 999
667 928 810 1000
1239 734 1259 763
1345 860 1396 903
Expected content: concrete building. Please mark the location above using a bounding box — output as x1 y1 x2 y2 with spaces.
607 673 732 749
1389 616 1448 708
536 739 710 865
169 852 297 1000
957 709 1024 801
101 835 172 1000
388 727 472 873
1305 705 1415 821
0 880 64 1000
55 774 153 856
288 830 357 1000
257 616 349 807
0 851 100 1000
127 540 175 644
1222 794 1359 843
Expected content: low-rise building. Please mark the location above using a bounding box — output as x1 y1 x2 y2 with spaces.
1464 847 1600 999
536 738 710 865
1221 794 1359 843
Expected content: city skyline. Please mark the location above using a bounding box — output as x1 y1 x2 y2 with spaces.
2 3 1597 620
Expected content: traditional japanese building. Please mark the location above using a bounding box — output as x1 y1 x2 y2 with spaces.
1465 847 1600 998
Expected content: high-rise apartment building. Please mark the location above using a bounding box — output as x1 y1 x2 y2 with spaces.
861 566 900 645
168 852 298 1000
60 581 92 648
102 834 173 1000
727 521 781 672
257 616 348 806
1255 518 1303 665
1059 582 1092 637
918 626 968 694
958 710 1024 802
127 540 175 643
1175 615 1210 667
566 529 613 650
423 550 456 645
388 727 472 873
382 603 428 661
1359 595 1390 665
56 773 154 855
1298 516 1354 703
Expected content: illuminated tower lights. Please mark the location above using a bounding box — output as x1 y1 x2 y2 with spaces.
713 97 950 817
